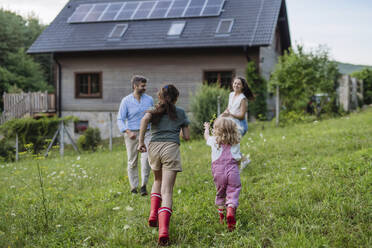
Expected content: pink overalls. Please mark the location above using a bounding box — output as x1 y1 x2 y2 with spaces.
211 144 242 208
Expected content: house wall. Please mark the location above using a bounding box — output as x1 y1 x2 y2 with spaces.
259 27 282 119
57 48 258 139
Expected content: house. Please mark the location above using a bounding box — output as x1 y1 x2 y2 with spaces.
28 0 291 139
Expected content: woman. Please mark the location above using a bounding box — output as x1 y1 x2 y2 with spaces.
222 77 254 170
138 84 190 246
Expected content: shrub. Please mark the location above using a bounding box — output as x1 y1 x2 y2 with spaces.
277 110 316 126
77 127 101 151
189 84 229 135
246 61 267 119
0 116 76 154
351 68 372 105
0 139 15 162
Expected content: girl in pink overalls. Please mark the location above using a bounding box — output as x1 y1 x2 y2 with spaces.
204 117 242 231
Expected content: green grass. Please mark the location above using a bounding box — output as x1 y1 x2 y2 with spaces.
1 109 371 247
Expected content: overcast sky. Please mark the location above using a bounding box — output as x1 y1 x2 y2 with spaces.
1 0 371 66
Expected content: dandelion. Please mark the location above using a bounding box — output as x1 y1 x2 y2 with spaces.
282 136 286 140
113 206 120 211
124 225 130 230
11 212 16 217
126 206 134 211
60 171 65 175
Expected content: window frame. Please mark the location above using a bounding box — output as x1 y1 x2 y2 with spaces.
203 70 236 88
108 23 128 40
167 21 186 37
75 72 103 99
215 18 234 36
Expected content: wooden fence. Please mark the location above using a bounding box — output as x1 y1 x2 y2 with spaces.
1 91 56 124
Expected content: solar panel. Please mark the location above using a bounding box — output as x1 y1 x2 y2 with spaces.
166 0 189 18
100 3 123 21
149 1 172 19
184 0 205 17
68 4 93 23
132 1 156 19
85 4 108 22
68 0 225 23
116 2 139 20
202 0 225 16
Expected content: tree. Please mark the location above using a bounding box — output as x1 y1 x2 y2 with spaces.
351 68 372 105
269 45 339 114
246 61 267 119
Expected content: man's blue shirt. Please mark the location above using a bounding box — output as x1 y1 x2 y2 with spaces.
117 93 154 132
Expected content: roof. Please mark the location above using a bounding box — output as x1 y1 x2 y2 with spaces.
28 0 291 54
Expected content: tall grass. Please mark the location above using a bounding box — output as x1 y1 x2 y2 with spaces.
0 109 371 247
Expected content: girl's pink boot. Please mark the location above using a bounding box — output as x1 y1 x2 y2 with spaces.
148 193 161 227
218 208 225 224
226 207 236 231
158 207 172 246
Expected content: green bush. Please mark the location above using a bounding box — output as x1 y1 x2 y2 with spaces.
0 139 15 162
352 68 372 105
0 116 76 154
246 61 267 119
77 127 101 152
189 84 229 135
277 110 316 126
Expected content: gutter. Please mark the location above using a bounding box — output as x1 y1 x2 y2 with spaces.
53 54 62 117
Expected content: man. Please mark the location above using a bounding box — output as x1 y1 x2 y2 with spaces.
117 75 154 195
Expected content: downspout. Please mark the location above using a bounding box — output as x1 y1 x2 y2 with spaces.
53 54 62 117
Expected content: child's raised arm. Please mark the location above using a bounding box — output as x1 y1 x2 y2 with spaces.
203 122 210 141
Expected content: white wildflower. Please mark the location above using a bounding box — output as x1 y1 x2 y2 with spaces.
11 212 16 217
117 192 122 195
77 156 81 161
60 171 64 175
76 164 80 168
260 133 263 138
50 171 57 176
264 139 266 142
126 206 134 211
83 175 88 178
124 225 130 230
10 185 16 189
177 189 181 194
301 167 307 170
56 224 62 228
112 207 120 211
83 236 91 242
282 136 286 140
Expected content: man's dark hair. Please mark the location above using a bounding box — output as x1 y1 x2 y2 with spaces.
132 75 147 89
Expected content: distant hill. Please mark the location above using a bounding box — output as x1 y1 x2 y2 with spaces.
336 62 372 75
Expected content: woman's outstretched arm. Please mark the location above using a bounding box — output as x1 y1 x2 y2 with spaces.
138 113 152 152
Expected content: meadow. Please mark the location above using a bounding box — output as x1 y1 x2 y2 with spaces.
0 109 371 247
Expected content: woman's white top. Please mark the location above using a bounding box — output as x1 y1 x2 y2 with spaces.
228 92 246 116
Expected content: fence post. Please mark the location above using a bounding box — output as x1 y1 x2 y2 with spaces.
217 96 221 116
60 121 64 157
15 133 19 162
109 113 113 152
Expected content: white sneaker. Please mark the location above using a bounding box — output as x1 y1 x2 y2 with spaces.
240 158 251 172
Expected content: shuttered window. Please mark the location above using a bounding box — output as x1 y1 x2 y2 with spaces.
204 70 234 88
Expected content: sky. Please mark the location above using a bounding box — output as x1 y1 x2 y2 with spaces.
1 0 371 66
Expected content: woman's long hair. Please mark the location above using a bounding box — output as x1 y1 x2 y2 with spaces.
148 84 179 125
235 76 255 101
213 117 240 146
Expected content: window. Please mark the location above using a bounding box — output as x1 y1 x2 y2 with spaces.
168 21 186 36
216 18 234 35
75 72 102 98
204 71 234 88
108 24 128 39
74 121 89 134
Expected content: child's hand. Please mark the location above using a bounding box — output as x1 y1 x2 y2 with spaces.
204 122 210 130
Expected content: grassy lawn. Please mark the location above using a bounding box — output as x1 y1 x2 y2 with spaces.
1 109 371 247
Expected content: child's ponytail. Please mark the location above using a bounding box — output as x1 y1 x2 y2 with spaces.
148 84 179 125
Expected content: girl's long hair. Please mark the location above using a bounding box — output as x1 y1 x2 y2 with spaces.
235 76 255 101
148 84 179 125
213 117 240 146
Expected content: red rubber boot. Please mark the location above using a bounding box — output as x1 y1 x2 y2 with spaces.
218 208 225 224
226 206 236 231
158 207 172 246
148 193 162 227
